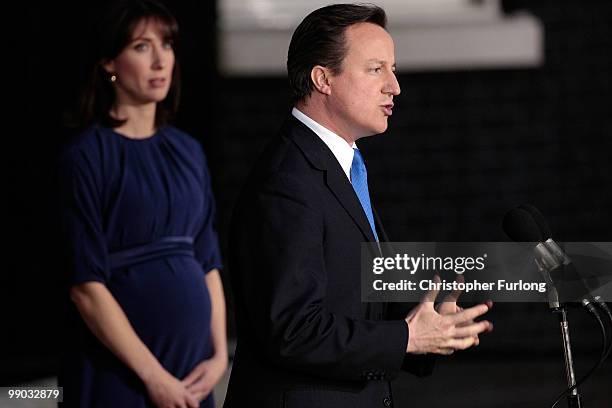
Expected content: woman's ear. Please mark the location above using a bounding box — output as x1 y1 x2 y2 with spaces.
102 59 116 74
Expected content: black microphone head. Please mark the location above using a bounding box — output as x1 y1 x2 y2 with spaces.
518 203 552 238
503 207 544 242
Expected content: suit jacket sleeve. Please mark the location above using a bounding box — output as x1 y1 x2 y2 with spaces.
234 171 408 382
386 302 436 377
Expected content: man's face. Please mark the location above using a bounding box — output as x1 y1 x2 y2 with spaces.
327 22 400 140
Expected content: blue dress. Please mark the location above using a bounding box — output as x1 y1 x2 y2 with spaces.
58 124 222 407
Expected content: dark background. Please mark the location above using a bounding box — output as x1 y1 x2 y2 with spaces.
5 0 612 406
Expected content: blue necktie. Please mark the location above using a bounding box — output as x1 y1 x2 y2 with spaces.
350 148 379 242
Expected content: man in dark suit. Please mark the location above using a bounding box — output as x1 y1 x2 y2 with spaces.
224 4 493 408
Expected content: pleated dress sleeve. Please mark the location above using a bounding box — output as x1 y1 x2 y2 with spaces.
193 146 223 274
59 148 110 285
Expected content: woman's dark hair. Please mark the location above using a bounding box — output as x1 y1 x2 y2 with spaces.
77 0 181 128
287 3 387 103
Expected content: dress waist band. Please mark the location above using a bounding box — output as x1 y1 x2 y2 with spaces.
109 236 195 269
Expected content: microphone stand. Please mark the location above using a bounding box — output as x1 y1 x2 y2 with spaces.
535 244 583 408
551 304 582 408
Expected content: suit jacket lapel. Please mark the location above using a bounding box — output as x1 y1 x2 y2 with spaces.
325 167 376 242
283 115 376 243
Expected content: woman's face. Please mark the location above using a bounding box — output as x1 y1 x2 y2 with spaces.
104 18 175 106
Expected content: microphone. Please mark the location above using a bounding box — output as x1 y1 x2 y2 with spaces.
519 204 572 267
518 204 612 318
502 207 561 308
504 205 607 317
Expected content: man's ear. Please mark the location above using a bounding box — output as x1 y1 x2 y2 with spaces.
310 65 332 95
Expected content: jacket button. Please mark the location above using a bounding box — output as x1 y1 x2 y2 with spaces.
383 397 392 407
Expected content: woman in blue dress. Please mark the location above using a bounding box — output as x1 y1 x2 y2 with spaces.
58 1 227 407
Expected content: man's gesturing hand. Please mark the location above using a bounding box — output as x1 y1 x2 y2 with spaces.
405 275 493 355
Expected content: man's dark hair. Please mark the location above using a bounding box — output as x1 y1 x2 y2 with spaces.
287 3 387 103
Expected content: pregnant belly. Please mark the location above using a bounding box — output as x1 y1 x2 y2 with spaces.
108 256 212 345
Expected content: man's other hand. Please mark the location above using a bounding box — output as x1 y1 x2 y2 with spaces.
405 275 493 355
